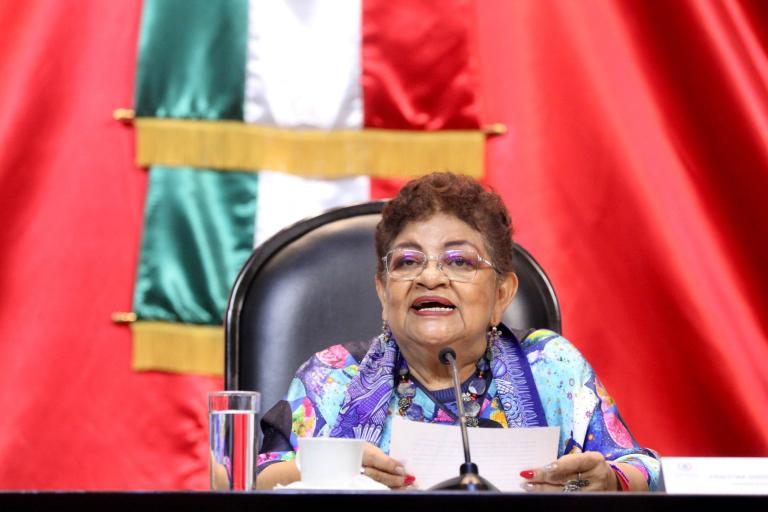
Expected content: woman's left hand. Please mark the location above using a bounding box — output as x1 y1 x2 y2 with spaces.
520 452 617 492
361 442 414 489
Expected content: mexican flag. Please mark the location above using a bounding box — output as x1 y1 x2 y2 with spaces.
126 0 495 375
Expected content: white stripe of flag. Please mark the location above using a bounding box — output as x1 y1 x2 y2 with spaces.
245 0 370 246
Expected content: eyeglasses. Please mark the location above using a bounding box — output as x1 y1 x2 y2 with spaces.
382 248 498 282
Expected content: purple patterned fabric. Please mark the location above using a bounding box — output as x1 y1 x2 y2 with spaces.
490 330 549 428
329 335 397 443
330 327 547 443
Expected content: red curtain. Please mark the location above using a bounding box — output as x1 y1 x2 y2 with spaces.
0 0 766 490
0 0 220 489
479 0 768 456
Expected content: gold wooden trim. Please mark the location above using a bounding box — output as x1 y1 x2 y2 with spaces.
113 108 136 122
135 118 485 178
483 123 507 135
111 311 137 323
131 321 223 376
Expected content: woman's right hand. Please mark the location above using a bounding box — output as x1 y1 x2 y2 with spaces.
361 442 415 489
256 459 301 490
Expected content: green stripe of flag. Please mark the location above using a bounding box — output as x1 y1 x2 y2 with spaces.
135 0 248 119
132 166 258 325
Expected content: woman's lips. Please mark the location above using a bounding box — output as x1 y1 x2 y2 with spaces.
411 296 456 316
412 306 456 316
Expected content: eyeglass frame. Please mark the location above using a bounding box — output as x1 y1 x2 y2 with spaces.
380 247 500 282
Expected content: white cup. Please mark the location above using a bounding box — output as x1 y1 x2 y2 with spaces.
296 437 365 488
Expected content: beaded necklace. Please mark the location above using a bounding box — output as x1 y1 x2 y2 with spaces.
395 347 492 427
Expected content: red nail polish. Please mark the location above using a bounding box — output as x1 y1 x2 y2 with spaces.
404 474 416 485
520 470 535 479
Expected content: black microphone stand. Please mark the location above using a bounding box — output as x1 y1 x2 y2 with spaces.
429 348 499 491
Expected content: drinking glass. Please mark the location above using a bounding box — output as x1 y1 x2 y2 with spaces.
209 391 260 490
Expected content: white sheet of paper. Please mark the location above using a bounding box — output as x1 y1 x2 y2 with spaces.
662 457 768 495
389 416 559 492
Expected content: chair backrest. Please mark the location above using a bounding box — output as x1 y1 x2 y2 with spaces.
224 201 561 413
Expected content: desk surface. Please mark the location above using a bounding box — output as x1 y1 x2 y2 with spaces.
2 491 767 512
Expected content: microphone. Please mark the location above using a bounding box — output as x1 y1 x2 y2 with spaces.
430 347 498 491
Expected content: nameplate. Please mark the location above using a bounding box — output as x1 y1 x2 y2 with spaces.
662 457 768 494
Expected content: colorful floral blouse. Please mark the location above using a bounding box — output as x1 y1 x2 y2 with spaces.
257 327 661 490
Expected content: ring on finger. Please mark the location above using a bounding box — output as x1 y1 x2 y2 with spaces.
563 475 590 493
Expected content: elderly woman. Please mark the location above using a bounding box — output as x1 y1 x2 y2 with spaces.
256 172 659 492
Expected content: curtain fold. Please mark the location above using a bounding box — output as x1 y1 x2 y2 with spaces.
479 0 768 456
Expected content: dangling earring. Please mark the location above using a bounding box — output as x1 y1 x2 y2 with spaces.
487 324 501 345
378 320 392 344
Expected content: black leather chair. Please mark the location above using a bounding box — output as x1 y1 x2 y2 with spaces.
224 201 560 414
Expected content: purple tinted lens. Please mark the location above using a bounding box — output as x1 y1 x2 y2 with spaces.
390 250 425 271
441 250 479 270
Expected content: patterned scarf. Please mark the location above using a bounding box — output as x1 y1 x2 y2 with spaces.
330 324 547 444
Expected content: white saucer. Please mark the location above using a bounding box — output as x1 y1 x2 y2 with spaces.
274 474 390 491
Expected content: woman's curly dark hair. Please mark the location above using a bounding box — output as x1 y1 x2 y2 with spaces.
375 172 515 277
